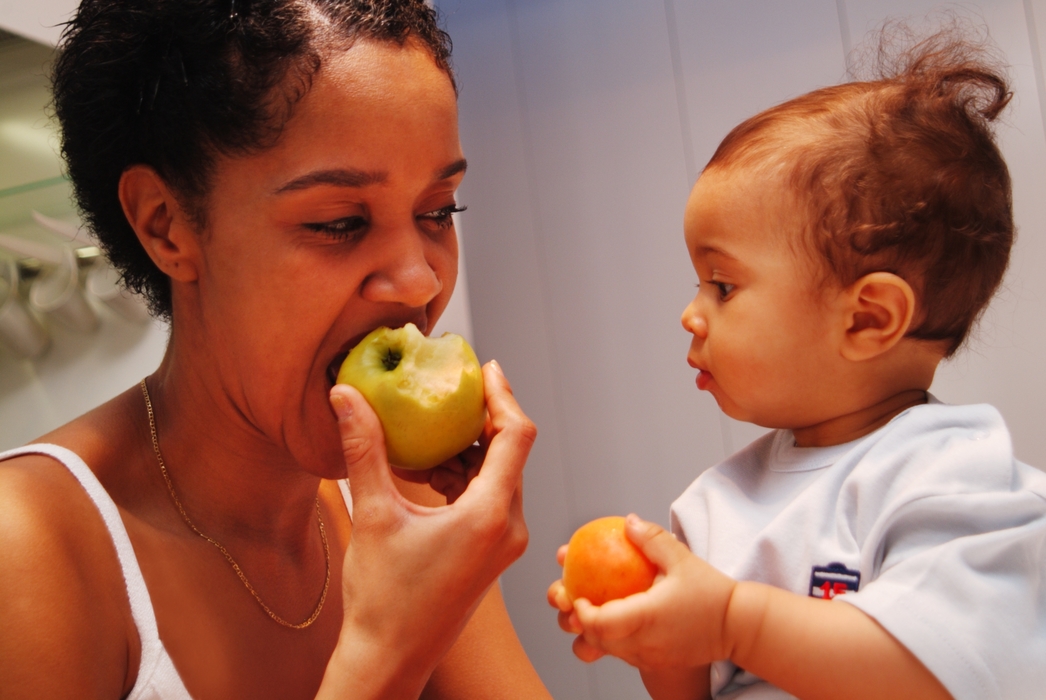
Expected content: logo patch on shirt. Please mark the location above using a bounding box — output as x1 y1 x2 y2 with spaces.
809 562 861 599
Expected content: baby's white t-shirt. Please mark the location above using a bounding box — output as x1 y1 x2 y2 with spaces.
670 399 1046 700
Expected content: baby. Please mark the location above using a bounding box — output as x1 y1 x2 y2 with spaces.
549 32 1046 700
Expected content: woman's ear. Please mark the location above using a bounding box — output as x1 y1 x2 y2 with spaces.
118 165 200 282
840 272 916 361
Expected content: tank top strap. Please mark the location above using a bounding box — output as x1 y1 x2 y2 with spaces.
337 478 353 520
0 443 191 699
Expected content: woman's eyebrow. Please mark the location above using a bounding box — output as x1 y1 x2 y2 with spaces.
275 168 387 193
274 159 466 194
437 158 468 181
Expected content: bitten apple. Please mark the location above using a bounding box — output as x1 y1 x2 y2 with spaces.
336 323 485 470
562 516 658 605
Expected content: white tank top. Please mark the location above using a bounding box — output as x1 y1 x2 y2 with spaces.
0 443 353 700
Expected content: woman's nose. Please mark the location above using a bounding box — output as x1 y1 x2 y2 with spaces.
681 297 708 339
361 227 444 308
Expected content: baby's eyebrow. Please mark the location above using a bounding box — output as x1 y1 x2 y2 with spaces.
695 244 738 261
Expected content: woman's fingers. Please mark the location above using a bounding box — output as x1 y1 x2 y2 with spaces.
456 362 536 509
389 465 433 484
329 384 400 509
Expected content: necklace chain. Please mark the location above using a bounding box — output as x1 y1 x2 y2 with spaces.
140 379 330 630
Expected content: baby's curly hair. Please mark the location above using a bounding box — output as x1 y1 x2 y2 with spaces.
706 21 1013 356
52 0 454 320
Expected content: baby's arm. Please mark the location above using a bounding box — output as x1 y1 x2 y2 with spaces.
549 515 951 700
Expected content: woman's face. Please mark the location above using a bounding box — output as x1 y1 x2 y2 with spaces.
181 39 464 477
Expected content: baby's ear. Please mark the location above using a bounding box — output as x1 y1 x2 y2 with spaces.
118 164 201 283
839 272 916 361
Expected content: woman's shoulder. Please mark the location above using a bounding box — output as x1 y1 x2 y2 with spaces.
0 400 141 697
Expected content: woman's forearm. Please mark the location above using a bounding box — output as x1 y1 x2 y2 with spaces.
317 631 434 700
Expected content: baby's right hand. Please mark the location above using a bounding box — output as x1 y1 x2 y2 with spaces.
549 515 738 671
547 545 583 638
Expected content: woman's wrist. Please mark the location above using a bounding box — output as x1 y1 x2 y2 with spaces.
317 629 433 700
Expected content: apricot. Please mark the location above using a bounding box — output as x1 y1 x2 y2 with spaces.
562 516 658 605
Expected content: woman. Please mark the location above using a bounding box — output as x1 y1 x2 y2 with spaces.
0 1 551 698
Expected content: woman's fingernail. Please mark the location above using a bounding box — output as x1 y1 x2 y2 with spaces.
330 392 353 421
490 359 504 376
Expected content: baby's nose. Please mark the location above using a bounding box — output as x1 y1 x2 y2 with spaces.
681 300 708 338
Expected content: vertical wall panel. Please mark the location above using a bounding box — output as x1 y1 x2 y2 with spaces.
444 0 725 696
439 2 595 697
505 0 724 534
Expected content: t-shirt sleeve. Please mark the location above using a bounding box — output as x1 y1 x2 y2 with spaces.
838 408 1046 700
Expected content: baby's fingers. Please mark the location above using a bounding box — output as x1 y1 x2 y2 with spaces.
624 513 691 572
572 634 607 663
574 596 647 643
559 608 582 634
547 579 573 613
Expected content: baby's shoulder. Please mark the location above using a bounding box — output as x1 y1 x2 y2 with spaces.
860 401 1028 485
859 401 1045 512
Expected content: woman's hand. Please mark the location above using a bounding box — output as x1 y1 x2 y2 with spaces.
318 360 535 700
389 443 485 505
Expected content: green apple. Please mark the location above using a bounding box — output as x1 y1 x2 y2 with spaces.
336 323 485 470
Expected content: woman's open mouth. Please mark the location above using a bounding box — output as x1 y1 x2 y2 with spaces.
326 352 349 388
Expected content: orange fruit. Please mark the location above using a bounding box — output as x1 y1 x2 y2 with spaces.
562 516 658 606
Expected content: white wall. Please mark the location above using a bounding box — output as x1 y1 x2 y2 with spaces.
440 1 1046 698
0 0 75 46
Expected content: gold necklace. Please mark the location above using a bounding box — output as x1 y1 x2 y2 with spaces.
140 379 330 630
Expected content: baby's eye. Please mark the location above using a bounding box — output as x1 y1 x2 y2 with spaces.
303 216 368 242
714 282 735 300
418 204 467 230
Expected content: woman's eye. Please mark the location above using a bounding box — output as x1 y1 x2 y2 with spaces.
418 204 467 230
303 216 368 241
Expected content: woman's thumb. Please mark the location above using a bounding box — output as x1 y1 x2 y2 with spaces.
329 384 395 501
624 513 689 571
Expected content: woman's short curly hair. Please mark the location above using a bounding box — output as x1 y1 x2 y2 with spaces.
52 0 454 320
705 22 1013 356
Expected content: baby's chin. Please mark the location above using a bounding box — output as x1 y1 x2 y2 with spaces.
716 398 789 430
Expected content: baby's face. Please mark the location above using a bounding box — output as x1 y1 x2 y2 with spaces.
680 167 848 429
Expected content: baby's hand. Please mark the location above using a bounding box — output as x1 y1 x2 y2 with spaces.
548 515 737 671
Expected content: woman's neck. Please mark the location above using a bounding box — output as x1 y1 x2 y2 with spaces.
144 350 324 550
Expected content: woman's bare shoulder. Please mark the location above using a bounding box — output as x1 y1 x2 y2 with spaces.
0 403 141 698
